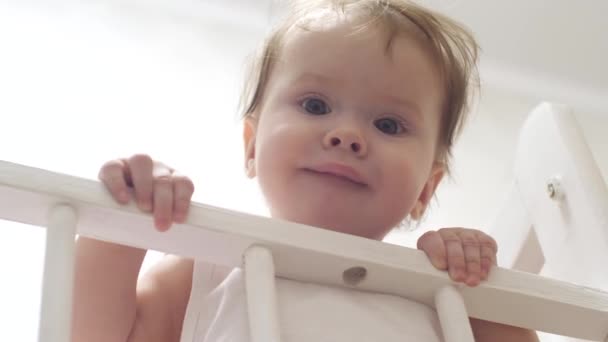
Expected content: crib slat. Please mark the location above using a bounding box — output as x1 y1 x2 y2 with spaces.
38 204 77 342
1 160 608 340
244 246 282 342
435 286 475 342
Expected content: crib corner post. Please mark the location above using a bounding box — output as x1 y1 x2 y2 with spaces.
38 204 78 342
434 285 475 342
243 245 281 342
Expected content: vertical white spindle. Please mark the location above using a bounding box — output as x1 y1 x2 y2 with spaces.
244 245 281 342
38 204 78 342
435 285 475 342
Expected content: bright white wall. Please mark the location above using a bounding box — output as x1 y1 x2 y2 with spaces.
0 2 268 341
388 86 608 248
0 1 606 341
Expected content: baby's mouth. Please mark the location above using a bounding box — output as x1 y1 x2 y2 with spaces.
302 166 368 188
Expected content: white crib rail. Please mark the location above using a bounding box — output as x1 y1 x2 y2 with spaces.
1 160 608 342
38 204 77 342
244 245 282 342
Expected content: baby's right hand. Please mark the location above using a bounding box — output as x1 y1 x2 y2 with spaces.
98 154 195 231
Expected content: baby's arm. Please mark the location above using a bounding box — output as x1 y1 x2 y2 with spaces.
470 318 539 342
72 240 193 342
125 255 193 342
71 155 195 342
72 238 145 342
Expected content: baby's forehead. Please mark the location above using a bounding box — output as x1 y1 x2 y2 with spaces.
279 19 440 75
279 12 439 73
286 7 433 49
268 21 444 111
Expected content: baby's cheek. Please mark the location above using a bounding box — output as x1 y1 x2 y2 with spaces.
383 166 420 213
256 153 284 192
255 139 299 205
380 182 414 222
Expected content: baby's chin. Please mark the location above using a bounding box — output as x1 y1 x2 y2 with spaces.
270 209 389 240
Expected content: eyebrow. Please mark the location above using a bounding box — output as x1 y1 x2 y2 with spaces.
291 72 423 121
380 93 423 122
291 72 339 86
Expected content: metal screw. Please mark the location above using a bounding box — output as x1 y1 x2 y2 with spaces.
343 266 367 286
547 182 557 199
546 176 564 201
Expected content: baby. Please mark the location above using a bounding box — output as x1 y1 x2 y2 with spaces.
72 1 539 341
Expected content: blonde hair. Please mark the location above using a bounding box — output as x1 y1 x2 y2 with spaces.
239 0 479 173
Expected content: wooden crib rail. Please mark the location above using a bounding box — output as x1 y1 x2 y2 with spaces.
1 160 608 341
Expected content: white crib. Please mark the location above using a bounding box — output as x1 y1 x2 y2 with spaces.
489 102 608 341
0 103 607 342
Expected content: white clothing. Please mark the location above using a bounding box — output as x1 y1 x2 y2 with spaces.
180 260 444 342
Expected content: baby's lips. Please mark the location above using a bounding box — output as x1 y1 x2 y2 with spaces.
307 162 369 186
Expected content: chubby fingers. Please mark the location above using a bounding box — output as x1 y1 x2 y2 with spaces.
459 229 482 286
417 229 471 284
417 228 497 286
151 163 194 231
127 154 155 213
479 231 498 279
99 154 195 232
152 164 173 231
172 171 195 224
417 230 448 271
98 159 131 204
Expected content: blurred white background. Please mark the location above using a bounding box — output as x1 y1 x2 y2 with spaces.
0 1 606 341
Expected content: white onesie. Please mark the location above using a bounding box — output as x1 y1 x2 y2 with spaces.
180 260 445 342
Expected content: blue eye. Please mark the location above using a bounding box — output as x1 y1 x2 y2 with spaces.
301 97 331 115
374 117 404 135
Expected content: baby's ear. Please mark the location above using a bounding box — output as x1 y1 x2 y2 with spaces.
243 117 258 178
411 162 445 220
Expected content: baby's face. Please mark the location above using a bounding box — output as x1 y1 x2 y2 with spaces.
244 20 445 240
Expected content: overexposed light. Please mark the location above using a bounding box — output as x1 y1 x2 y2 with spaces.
0 2 268 340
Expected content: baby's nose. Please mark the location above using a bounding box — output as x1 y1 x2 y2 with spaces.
323 128 368 157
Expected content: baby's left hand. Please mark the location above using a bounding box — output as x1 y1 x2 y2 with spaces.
416 228 497 286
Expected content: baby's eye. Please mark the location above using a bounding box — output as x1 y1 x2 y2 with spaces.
374 117 405 135
301 97 331 115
